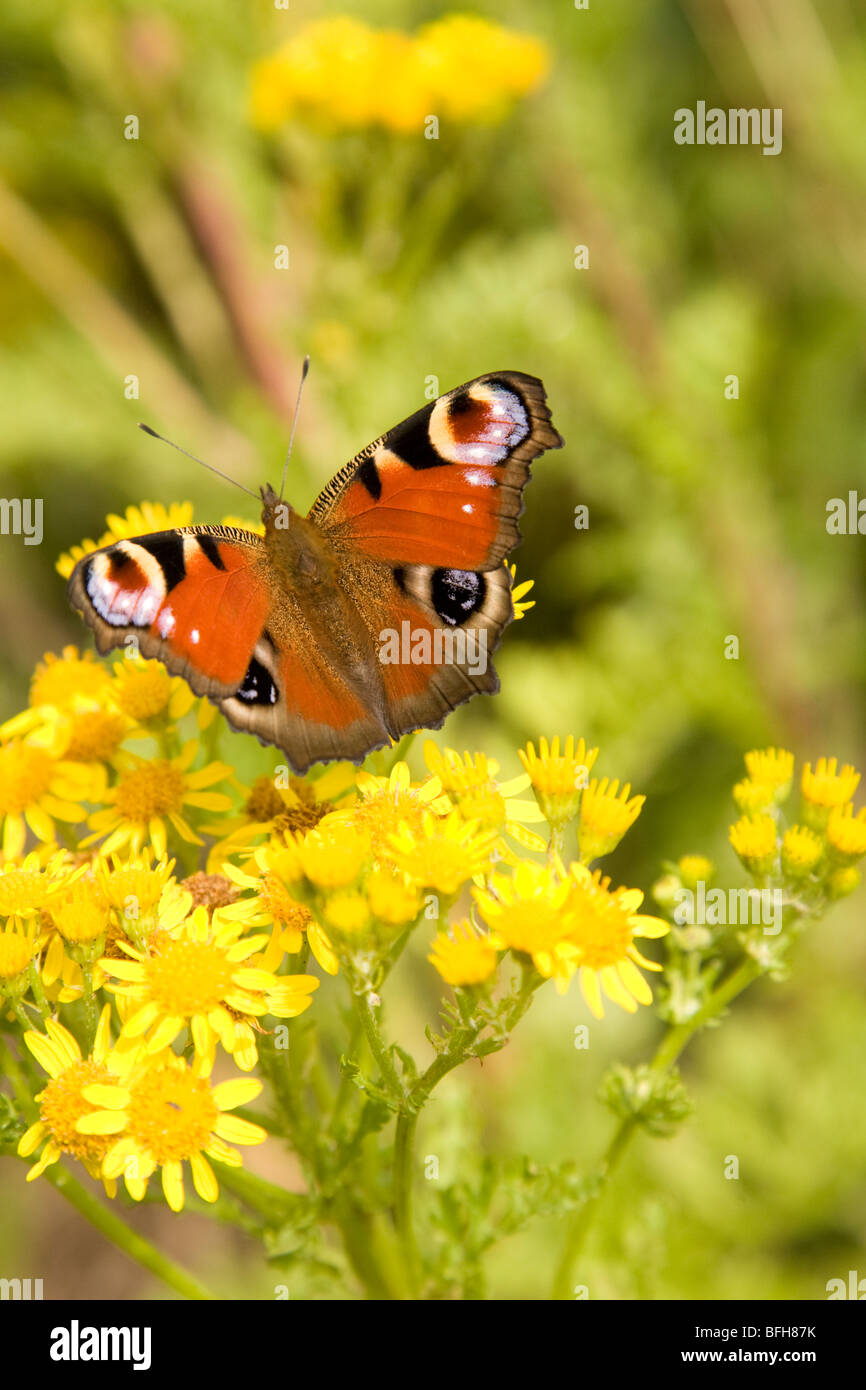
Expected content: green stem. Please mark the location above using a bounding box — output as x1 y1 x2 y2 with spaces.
393 1109 420 1297
214 1162 310 1224
331 1196 406 1300
0 1034 37 1114
352 988 404 1102
43 1163 215 1300
80 957 98 1053
551 955 763 1299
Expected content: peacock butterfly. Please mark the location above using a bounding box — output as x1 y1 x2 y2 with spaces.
67 372 563 772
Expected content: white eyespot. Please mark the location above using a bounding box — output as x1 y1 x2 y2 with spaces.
190 628 200 645
158 608 176 639
428 384 530 466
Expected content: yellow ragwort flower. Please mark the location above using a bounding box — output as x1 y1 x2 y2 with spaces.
100 903 318 1072
95 849 177 923
732 778 776 816
0 737 99 859
474 860 576 988
0 850 83 923
423 742 546 858
250 14 550 134
801 757 861 830
390 811 497 895
366 864 422 927
826 805 866 867
347 759 448 853
0 919 39 989
564 865 669 1017
744 748 794 803
223 853 338 976
827 866 861 899
320 889 372 936
110 657 195 724
49 878 110 946
578 778 645 862
507 563 535 619
29 646 113 712
429 919 499 987
780 825 824 879
84 1051 266 1212
56 502 194 580
519 735 599 831
17 1008 133 1189
204 765 352 867
416 14 550 124
270 819 372 890
85 743 233 858
729 814 778 876
677 855 715 891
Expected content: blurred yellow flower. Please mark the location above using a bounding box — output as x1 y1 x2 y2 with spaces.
250 14 550 134
729 814 778 876
780 825 823 878
29 646 113 712
390 811 497 895
416 14 550 124
578 778 644 862
801 757 861 830
56 502 194 580
519 735 599 831
677 854 715 890
565 866 668 1017
366 863 422 927
111 657 195 724
271 819 372 889
744 748 794 803
0 737 99 859
0 850 83 923
732 778 776 816
826 804 866 866
475 860 575 987
429 918 498 987
422 742 545 858
50 878 110 946
827 866 861 899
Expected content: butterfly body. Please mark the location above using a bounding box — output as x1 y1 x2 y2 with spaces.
68 372 562 771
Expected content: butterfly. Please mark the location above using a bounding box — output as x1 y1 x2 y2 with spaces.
67 372 562 773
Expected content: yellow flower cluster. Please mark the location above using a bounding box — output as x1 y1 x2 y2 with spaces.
250 14 551 134
729 747 865 893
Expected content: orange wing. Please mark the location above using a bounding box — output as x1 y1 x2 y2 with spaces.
67 527 268 696
308 372 562 571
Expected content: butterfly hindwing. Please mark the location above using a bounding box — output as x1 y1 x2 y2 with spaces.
308 371 562 570
327 546 514 742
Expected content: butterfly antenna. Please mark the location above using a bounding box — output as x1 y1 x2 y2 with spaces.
279 355 311 502
137 423 260 502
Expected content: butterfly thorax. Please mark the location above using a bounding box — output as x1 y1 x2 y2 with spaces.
260 485 336 591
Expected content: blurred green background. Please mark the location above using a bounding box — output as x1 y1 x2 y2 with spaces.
1 0 865 1299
